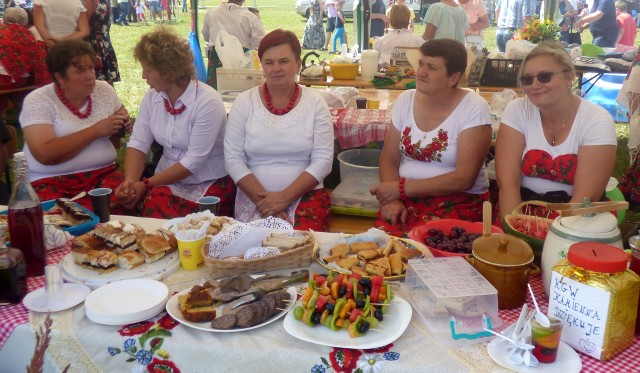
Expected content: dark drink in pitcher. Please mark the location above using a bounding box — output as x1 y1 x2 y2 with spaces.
8 153 46 277
0 222 27 304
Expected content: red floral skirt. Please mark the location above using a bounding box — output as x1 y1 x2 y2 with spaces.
375 191 490 237
141 175 236 219
294 189 331 232
31 164 131 215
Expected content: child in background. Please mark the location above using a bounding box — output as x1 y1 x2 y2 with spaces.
136 0 149 25
332 1 346 53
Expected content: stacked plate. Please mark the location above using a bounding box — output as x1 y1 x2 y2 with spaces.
84 279 169 325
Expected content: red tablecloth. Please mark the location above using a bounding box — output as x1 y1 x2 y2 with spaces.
331 107 390 150
0 245 68 349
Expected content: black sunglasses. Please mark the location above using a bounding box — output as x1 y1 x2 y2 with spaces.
519 71 568 86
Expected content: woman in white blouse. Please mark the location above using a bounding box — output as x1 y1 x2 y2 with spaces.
225 29 334 231
33 0 89 48
115 27 235 218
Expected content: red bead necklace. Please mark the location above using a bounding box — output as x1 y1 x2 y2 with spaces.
263 83 300 115
163 98 187 115
55 84 92 119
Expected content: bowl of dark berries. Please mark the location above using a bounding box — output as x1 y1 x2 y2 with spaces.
408 219 504 257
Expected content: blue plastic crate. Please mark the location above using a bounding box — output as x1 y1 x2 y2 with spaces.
2 199 99 236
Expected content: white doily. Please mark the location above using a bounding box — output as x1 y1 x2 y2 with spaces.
244 246 281 259
207 217 295 259
168 180 215 203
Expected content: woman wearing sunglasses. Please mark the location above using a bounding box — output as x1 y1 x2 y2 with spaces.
495 41 617 220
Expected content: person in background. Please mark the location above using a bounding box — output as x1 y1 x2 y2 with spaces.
332 1 346 53
575 0 618 47
458 0 489 48
202 0 264 89
370 39 492 237
85 0 121 85
423 0 469 45
148 0 160 22
302 0 325 50
161 0 171 22
374 4 424 66
114 0 130 25
558 0 578 44
19 39 132 212
182 0 187 12
225 29 334 231
34 0 89 47
617 49 640 207
370 0 389 38
135 0 149 25
615 1 636 47
111 0 120 21
387 0 415 30
116 27 235 218
322 0 339 51
495 42 616 220
579 2 589 19
495 0 536 52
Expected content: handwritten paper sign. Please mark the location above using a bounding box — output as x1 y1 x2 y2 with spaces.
548 272 610 360
389 47 418 78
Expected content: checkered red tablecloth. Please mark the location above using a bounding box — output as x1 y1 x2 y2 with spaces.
331 107 391 150
0 245 69 349
498 276 640 373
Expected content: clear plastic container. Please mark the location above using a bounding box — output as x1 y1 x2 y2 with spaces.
400 257 501 345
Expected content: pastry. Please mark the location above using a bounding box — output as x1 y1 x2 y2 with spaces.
54 198 91 225
117 251 145 270
330 243 350 256
350 242 378 254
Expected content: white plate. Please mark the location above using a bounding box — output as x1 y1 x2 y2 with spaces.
165 286 296 333
22 283 91 313
60 251 180 289
283 296 412 349
84 279 169 325
487 323 582 373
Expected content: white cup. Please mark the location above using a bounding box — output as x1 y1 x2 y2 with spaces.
45 264 63 297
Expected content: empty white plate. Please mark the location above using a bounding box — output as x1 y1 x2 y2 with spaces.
84 279 169 325
23 283 91 313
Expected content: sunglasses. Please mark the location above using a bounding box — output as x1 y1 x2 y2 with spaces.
519 71 568 86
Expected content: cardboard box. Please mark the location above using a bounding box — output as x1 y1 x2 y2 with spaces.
389 47 419 78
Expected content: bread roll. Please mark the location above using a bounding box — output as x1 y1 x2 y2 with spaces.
118 251 145 270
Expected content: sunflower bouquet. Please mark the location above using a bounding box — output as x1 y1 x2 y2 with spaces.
514 15 560 44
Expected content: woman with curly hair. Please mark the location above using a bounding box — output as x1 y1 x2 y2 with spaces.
115 27 235 218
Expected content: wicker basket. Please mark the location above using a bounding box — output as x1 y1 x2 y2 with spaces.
201 231 316 279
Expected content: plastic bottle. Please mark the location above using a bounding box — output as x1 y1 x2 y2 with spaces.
8 152 46 277
0 222 27 303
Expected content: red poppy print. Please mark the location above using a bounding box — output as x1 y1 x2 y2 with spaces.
118 321 154 336
329 348 363 373
156 314 179 331
522 150 577 185
147 358 181 373
363 343 394 354
400 127 448 162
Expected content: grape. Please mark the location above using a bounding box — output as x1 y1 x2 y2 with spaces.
423 226 476 254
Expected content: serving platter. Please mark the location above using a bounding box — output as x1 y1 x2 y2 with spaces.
313 236 429 280
283 296 412 349
165 286 296 333
84 279 169 325
1 199 99 236
61 250 180 289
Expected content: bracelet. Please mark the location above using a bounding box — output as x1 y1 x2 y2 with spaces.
399 177 408 202
142 177 152 191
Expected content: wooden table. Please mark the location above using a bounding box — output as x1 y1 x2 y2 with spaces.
299 75 410 90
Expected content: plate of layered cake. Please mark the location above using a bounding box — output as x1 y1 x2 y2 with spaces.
61 220 180 288
0 198 100 236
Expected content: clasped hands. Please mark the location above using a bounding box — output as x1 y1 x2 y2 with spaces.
370 181 407 226
255 191 292 223
115 179 146 210
94 112 132 138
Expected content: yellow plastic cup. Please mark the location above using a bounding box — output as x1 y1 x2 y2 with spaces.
177 237 205 270
368 100 380 109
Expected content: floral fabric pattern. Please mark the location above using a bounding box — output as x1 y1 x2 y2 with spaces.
294 188 331 231
521 149 577 185
108 313 180 372
311 344 400 373
141 175 237 219
88 0 121 84
400 127 448 162
0 23 37 89
375 191 489 237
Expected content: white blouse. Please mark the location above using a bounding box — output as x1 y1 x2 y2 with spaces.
34 0 86 39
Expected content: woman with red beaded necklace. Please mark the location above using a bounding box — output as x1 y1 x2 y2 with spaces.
225 29 334 231
115 27 235 218
18 39 132 213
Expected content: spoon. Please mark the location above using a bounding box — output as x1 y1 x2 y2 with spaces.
528 283 550 327
509 348 524 365
483 328 535 350
69 191 87 202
